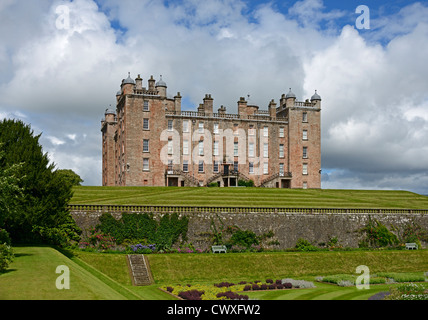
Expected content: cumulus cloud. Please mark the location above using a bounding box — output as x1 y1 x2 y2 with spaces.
0 0 427 193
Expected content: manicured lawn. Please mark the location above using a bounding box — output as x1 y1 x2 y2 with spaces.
0 246 130 300
245 282 394 300
145 250 428 284
70 186 428 209
2 247 427 300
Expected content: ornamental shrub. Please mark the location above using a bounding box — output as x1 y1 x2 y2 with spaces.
359 217 398 248
0 229 11 246
283 282 292 289
178 289 204 300
0 242 14 272
229 229 259 249
295 238 318 251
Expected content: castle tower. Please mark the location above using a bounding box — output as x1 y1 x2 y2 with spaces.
287 90 321 189
155 75 167 97
121 72 135 95
101 108 117 186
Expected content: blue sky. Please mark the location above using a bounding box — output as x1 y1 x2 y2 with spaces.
1 0 428 194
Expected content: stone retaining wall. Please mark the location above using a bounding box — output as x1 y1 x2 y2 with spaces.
70 208 428 250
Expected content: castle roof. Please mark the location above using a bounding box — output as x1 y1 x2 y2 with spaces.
285 88 296 99
123 72 135 85
156 75 167 87
311 90 321 101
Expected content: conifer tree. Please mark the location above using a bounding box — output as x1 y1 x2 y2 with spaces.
0 119 80 245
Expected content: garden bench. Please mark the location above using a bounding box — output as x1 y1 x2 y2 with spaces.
212 245 227 253
405 243 418 250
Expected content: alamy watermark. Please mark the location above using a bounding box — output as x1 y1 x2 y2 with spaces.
356 265 370 290
355 5 370 30
56 265 70 290
55 5 70 30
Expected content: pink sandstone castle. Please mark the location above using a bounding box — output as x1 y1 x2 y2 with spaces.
101 73 321 188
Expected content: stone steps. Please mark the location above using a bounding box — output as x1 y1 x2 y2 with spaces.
127 254 153 286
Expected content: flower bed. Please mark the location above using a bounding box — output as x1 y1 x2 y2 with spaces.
161 278 315 300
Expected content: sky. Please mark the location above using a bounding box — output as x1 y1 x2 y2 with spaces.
1 0 428 194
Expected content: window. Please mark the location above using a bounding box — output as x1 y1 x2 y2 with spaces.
303 182 308 189
263 143 268 158
233 123 239 135
303 130 308 140
168 160 173 171
249 125 255 136
143 100 149 111
279 163 284 175
234 161 238 172
198 160 204 172
143 118 149 130
249 162 254 174
143 139 149 152
213 123 219 134
199 122 204 133
213 141 219 156
143 158 149 171
234 141 238 157
183 120 189 133
279 127 284 138
263 162 269 174
303 147 308 159
279 144 284 158
168 139 173 155
248 142 254 158
303 112 308 122
303 163 308 175
213 161 219 173
199 140 204 155
183 140 189 155
168 120 173 131
183 160 188 172
263 126 268 137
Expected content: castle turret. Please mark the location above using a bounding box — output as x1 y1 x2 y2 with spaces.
310 90 321 108
121 72 135 95
155 75 167 98
285 88 296 108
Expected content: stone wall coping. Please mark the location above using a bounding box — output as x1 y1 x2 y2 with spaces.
68 204 428 215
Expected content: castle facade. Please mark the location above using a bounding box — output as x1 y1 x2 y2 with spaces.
101 73 321 188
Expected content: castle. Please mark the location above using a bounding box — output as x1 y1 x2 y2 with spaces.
101 73 321 188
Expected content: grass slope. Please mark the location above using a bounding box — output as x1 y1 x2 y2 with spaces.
145 250 428 284
2 247 427 300
70 186 428 209
0 246 129 300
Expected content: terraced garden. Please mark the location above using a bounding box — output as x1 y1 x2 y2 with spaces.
2 246 426 300
70 186 428 209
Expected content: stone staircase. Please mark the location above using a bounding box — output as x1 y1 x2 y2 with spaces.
127 254 153 286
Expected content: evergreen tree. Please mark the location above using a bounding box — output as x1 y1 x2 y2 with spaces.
0 119 80 245
56 169 84 187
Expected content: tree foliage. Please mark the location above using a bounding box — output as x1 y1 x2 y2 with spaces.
0 119 81 245
55 169 84 187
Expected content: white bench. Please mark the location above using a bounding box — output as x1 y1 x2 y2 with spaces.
212 245 227 253
405 243 418 250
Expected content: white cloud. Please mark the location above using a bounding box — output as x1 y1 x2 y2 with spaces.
0 0 427 193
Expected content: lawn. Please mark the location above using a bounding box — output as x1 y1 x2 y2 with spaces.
70 186 428 209
0 246 131 300
2 247 427 300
